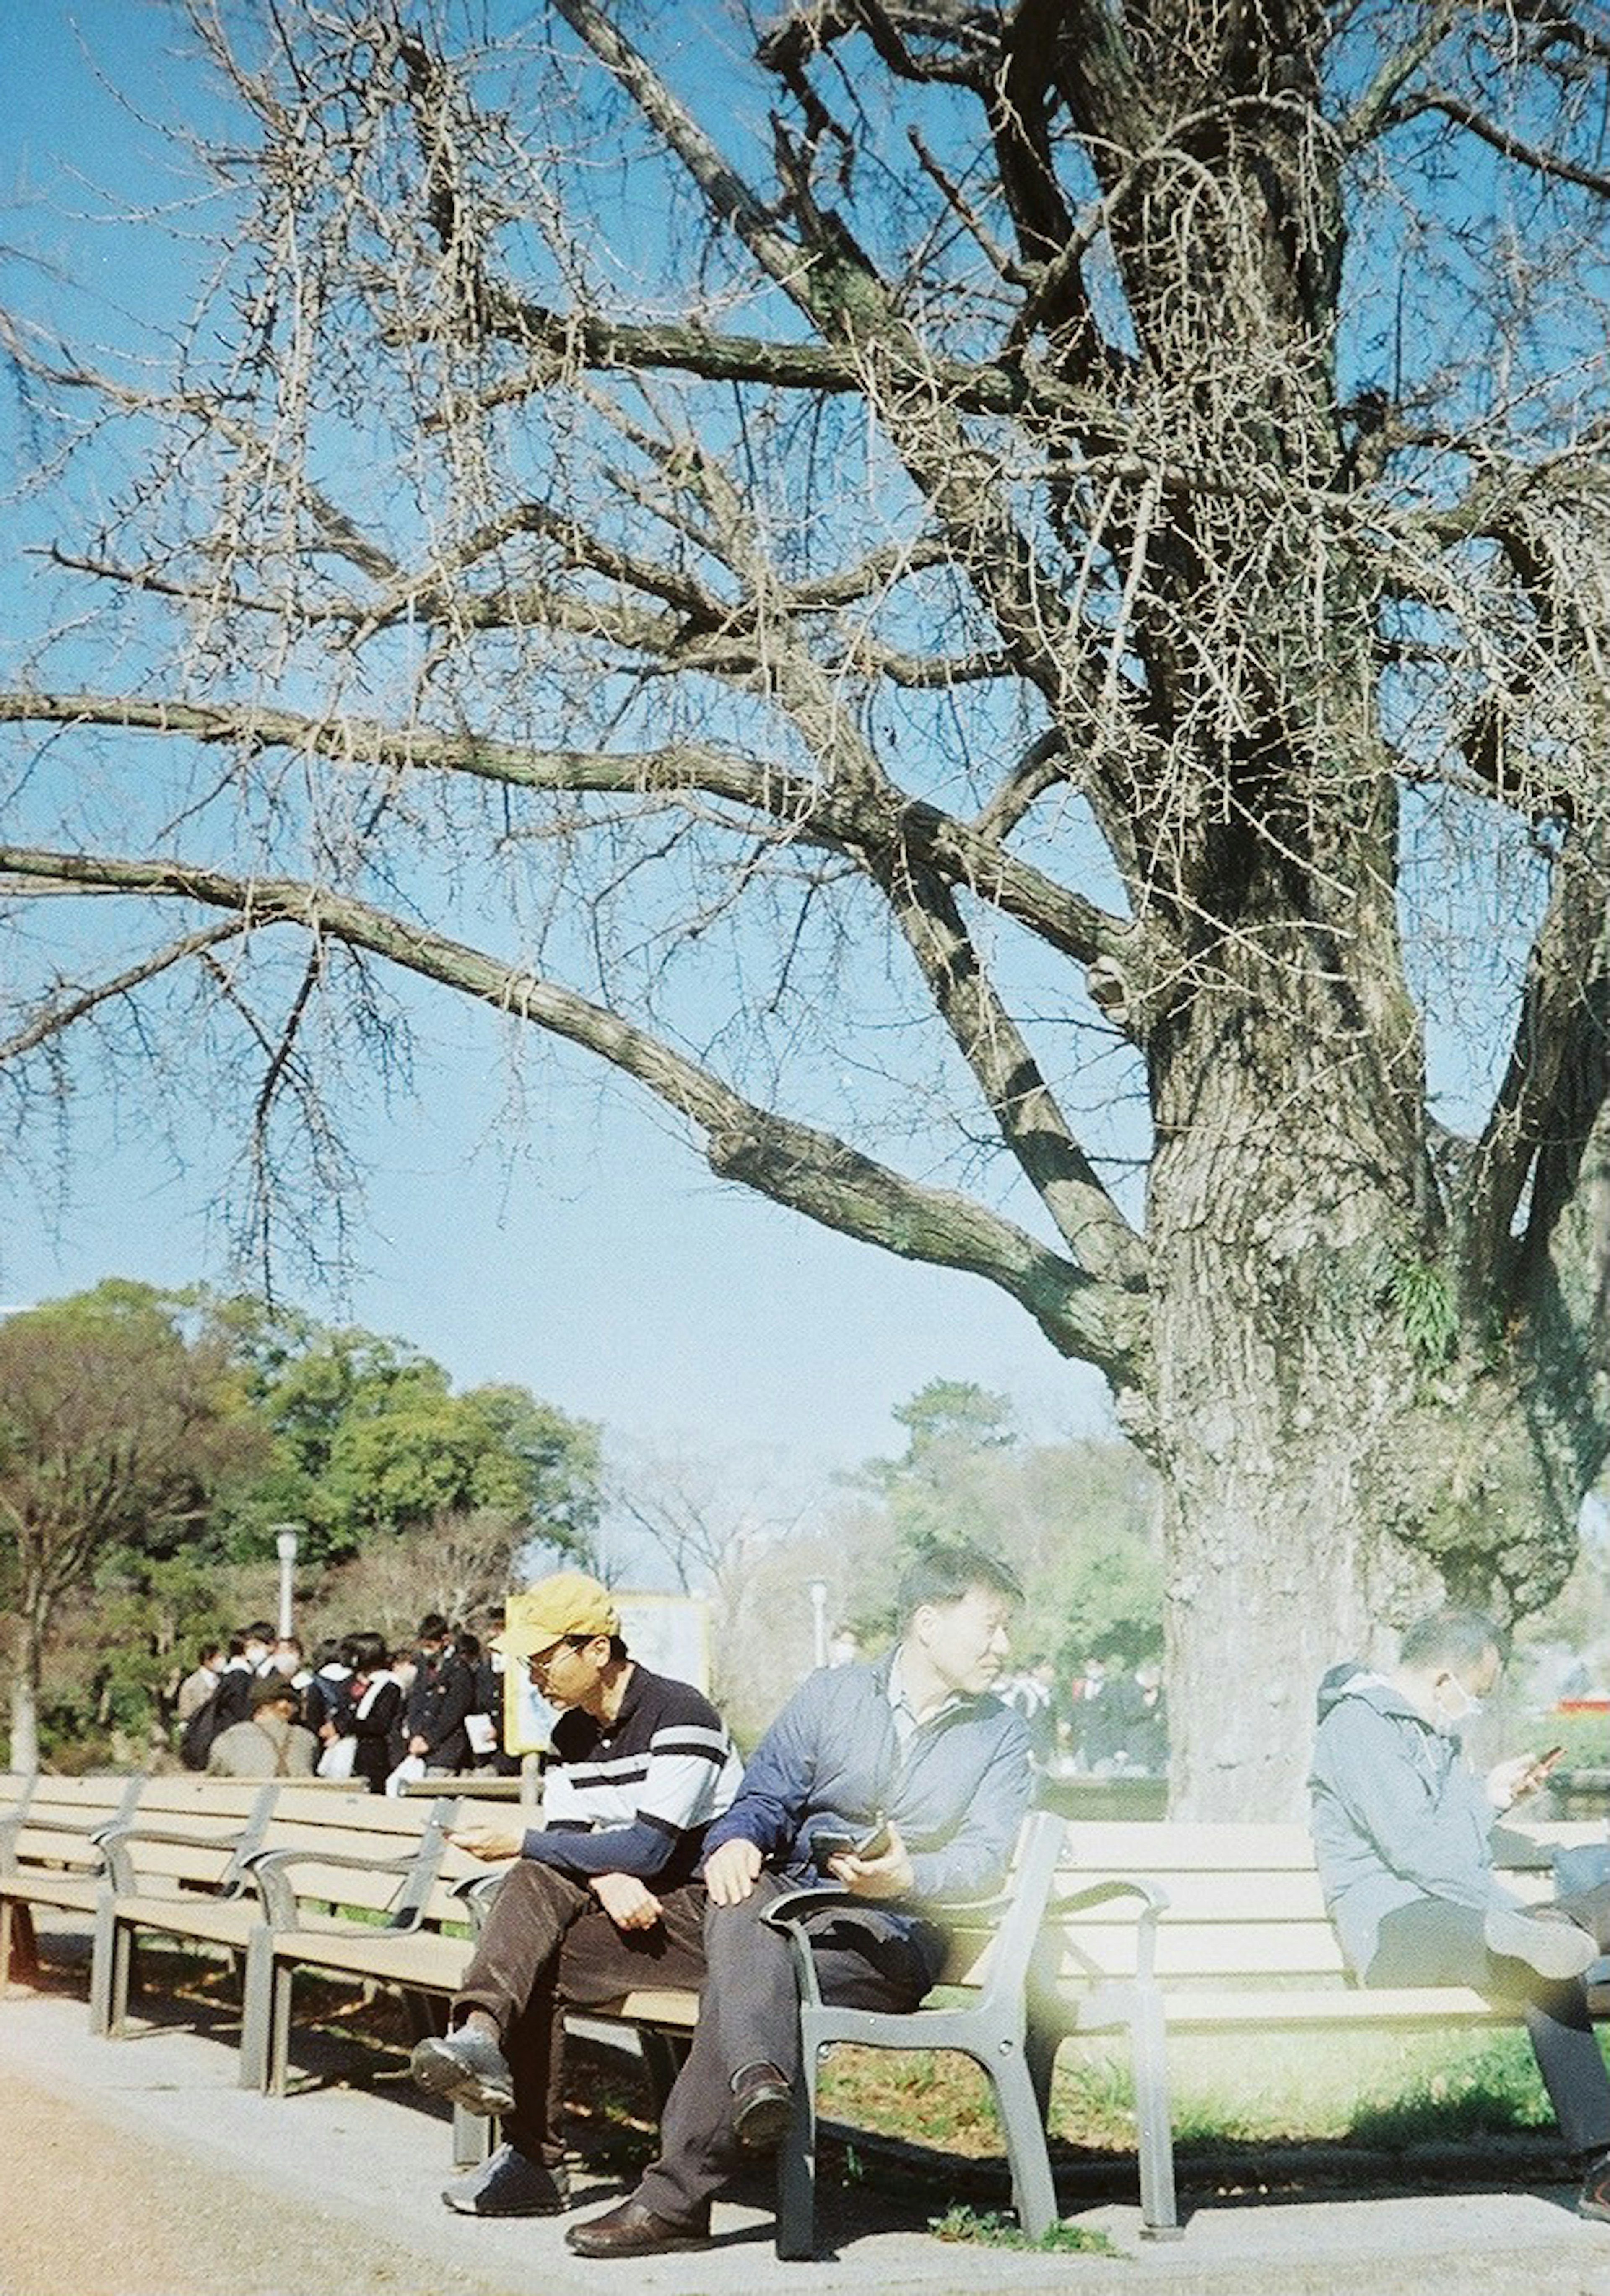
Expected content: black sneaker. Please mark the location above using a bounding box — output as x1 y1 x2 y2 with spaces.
410 2025 517 2116
1580 2151 1610 2223
442 2142 570 2216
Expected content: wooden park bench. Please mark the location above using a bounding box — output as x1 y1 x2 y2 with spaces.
1 1772 183 1991
34 1781 1610 2258
91 1781 459 2044
235 1791 501 2124
1035 1815 1610 2240
232 1799 1146 2248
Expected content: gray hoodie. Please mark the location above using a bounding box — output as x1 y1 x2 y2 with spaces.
1307 1662 1511 1977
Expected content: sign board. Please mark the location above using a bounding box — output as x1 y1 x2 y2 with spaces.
501 1590 712 1757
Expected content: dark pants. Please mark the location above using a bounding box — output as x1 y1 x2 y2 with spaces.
1366 1883 1610 2160
454 1862 708 2166
636 1872 934 2221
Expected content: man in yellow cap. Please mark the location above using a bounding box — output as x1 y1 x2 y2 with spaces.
411 1570 742 2218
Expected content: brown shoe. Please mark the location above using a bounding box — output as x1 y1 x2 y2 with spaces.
731 2059 793 2152
565 2197 712 2257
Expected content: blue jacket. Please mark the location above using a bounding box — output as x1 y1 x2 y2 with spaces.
1308 1662 1509 1977
703 1651 1032 1913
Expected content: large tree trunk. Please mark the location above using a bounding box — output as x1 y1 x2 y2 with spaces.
1147 969 1584 1818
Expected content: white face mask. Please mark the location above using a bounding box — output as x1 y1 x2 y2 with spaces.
1434 1675 1483 1735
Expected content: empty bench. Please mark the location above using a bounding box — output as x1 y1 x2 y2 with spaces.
92 1782 464 2044
0 1773 265 1992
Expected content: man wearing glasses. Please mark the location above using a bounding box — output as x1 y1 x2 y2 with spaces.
411 1571 742 2218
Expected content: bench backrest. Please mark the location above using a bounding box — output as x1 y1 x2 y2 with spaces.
1046 1818 1605 1988
248 1790 517 1930
929 1811 1069 1990
101 1781 291 1896
0 1774 147 1874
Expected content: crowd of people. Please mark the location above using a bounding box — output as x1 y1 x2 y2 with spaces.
998 1652 1169 1775
171 1613 516 1790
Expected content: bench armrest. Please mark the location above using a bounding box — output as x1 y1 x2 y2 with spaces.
451 1869 507 1932
1047 1875 1170 1984
761 1886 893 2009
97 1819 253 1896
242 1844 417 1930
0 1811 106 1876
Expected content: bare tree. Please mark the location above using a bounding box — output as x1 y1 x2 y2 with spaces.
2 1 1607 1812
309 1507 526 1651
607 1435 817 1594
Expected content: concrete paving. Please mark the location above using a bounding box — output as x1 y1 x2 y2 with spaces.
5 1950 1610 2296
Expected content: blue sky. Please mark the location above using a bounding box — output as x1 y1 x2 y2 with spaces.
0 1 1117 1490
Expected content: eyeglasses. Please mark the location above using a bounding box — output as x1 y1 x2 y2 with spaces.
526 1634 589 1677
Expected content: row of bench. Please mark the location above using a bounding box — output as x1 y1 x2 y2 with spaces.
2 1768 1605 2257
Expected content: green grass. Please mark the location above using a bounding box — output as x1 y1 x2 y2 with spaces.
928 2204 1125 2257
818 2023 1600 2160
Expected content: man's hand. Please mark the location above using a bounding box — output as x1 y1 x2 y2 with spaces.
704 1837 764 1906
408 1733 430 1757
449 1819 525 1863
1487 1749 1561 1810
591 1872 664 1930
828 1823 913 1900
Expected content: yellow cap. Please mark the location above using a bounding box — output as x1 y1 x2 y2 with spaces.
502 1572 620 1655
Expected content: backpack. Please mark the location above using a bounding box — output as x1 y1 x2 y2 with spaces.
179 1686 225 1770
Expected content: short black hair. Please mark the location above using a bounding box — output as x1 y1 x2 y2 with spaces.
416 1613 449 1641
347 1630 388 1673
1399 1608 1507 1673
897 1542 1023 1624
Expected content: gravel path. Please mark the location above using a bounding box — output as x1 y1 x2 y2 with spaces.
6 1943 1610 2296
3 2051 514 2296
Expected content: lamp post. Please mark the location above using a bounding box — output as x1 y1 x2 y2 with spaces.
271 1524 301 1642
808 1578 829 1671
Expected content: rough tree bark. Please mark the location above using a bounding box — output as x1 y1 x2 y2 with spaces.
1 1 1607 1812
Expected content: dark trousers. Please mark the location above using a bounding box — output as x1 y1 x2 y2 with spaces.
454 1861 707 2166
1366 1883 1610 2160
636 1872 933 2220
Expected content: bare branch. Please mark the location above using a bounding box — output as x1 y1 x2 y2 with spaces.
0 841 1146 1381
1384 90 1610 195
1340 0 1467 148
0 690 1132 964
1459 839 1610 1297
0 919 252 1061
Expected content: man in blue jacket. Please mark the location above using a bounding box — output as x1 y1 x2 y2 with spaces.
1309 1607 1610 2222
567 1541 1033 2258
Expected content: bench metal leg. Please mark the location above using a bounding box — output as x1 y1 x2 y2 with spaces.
1025 2022 1058 2120
775 2044 820 2261
989 2044 1059 2239
240 1932 273 2089
638 2030 690 2117
1128 1987 1180 2238
89 1900 131 2037
454 2103 496 2166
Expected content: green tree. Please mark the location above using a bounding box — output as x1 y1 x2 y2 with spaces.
0 1283 267 1771
215 1302 602 1565
3 4 1608 1811
838 1381 1161 1666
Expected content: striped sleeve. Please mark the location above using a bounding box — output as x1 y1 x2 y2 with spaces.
637 1717 744 1832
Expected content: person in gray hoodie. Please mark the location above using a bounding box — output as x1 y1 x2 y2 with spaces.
1309 1607 1610 2222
